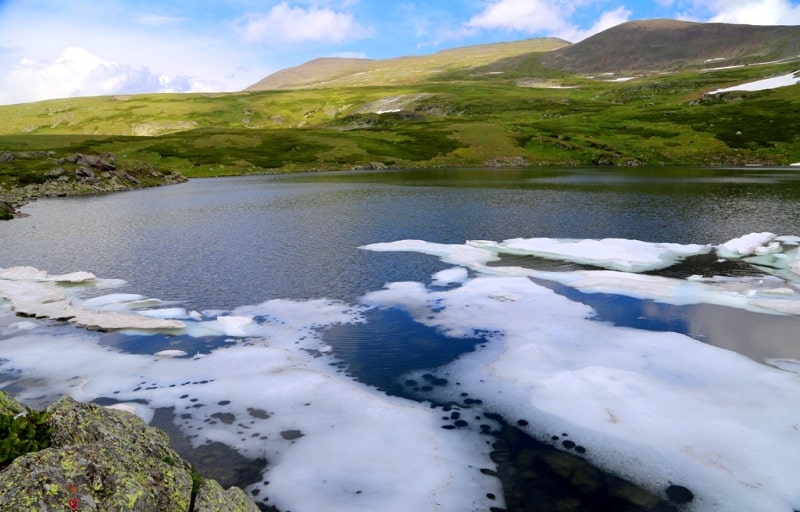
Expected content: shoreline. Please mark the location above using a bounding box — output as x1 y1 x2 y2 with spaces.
0 151 187 219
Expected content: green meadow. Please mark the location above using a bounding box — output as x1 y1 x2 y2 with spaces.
1 49 799 195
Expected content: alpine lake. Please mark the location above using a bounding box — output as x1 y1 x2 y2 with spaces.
1 166 800 512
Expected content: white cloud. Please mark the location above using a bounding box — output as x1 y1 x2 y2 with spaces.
239 1 372 43
465 0 630 42
0 47 213 105
557 6 632 42
466 0 570 33
704 0 800 24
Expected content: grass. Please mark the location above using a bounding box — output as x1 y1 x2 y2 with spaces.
1 53 799 194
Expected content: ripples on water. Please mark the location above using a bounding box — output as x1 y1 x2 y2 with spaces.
2 167 800 511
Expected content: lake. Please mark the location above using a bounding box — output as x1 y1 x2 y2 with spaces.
1 167 800 512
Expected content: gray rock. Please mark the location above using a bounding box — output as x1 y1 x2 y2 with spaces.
76 166 95 180
0 200 15 220
194 478 261 512
78 153 116 171
0 393 258 512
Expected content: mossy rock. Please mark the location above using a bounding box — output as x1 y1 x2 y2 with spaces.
0 201 14 221
194 477 260 512
0 392 23 416
0 393 259 511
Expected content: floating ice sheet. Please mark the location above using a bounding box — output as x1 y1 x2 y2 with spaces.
0 294 501 512
0 266 184 331
4 233 800 512
362 274 800 512
362 234 800 315
470 237 711 272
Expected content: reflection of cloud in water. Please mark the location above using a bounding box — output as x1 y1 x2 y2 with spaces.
361 233 800 511
365 274 800 512
2 232 800 512
0 297 501 512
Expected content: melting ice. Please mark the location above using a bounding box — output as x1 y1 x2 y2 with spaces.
1 232 800 511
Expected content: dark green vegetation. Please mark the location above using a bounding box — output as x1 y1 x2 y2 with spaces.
0 408 51 469
1 20 799 197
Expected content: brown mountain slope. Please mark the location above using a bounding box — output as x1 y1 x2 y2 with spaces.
541 19 800 74
246 38 568 90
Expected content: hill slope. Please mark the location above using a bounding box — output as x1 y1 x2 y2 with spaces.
1 18 800 193
541 19 800 74
246 38 568 90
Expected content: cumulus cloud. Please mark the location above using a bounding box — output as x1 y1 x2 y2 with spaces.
558 6 632 42
0 47 210 105
466 0 569 33
239 1 372 43
703 0 800 24
465 0 630 42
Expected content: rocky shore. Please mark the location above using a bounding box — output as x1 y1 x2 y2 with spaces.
0 151 187 219
0 391 259 511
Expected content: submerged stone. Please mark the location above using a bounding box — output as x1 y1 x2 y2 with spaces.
665 484 694 504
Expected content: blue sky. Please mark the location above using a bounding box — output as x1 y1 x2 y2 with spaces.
1 0 799 105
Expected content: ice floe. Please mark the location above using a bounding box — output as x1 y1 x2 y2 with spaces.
0 295 501 512
3 232 800 512
0 266 184 331
358 252 800 511
470 237 710 272
362 233 800 315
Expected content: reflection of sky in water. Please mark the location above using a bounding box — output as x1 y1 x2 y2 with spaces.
2 170 800 512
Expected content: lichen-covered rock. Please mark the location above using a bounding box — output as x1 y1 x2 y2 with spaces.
194 478 261 512
0 391 23 416
0 393 259 512
0 442 192 511
0 396 192 511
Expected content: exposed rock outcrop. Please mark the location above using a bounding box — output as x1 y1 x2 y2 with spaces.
0 151 187 219
0 392 259 512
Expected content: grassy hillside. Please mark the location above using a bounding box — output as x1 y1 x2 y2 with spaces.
246 38 569 90
1 31 799 201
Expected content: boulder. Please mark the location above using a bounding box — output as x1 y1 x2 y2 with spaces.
77 153 117 171
0 393 259 512
194 478 261 512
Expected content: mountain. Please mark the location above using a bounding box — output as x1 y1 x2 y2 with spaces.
246 38 568 90
541 19 800 74
2 17 800 191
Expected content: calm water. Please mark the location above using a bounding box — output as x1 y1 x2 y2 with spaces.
3 167 799 310
2 166 800 511
3 166 799 365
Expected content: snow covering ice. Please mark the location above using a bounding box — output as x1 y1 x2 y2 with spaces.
0 267 184 330
708 70 800 95
365 233 800 315
0 282 502 512
361 233 800 511
2 231 800 512
472 237 711 272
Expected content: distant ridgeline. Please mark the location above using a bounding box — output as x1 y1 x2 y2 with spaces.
0 18 799 177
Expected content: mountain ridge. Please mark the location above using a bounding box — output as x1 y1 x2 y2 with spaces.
542 18 800 73
247 19 800 90
246 38 569 90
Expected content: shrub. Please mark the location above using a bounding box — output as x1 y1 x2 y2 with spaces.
0 408 52 468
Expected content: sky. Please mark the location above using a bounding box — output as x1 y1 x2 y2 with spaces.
0 0 799 105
